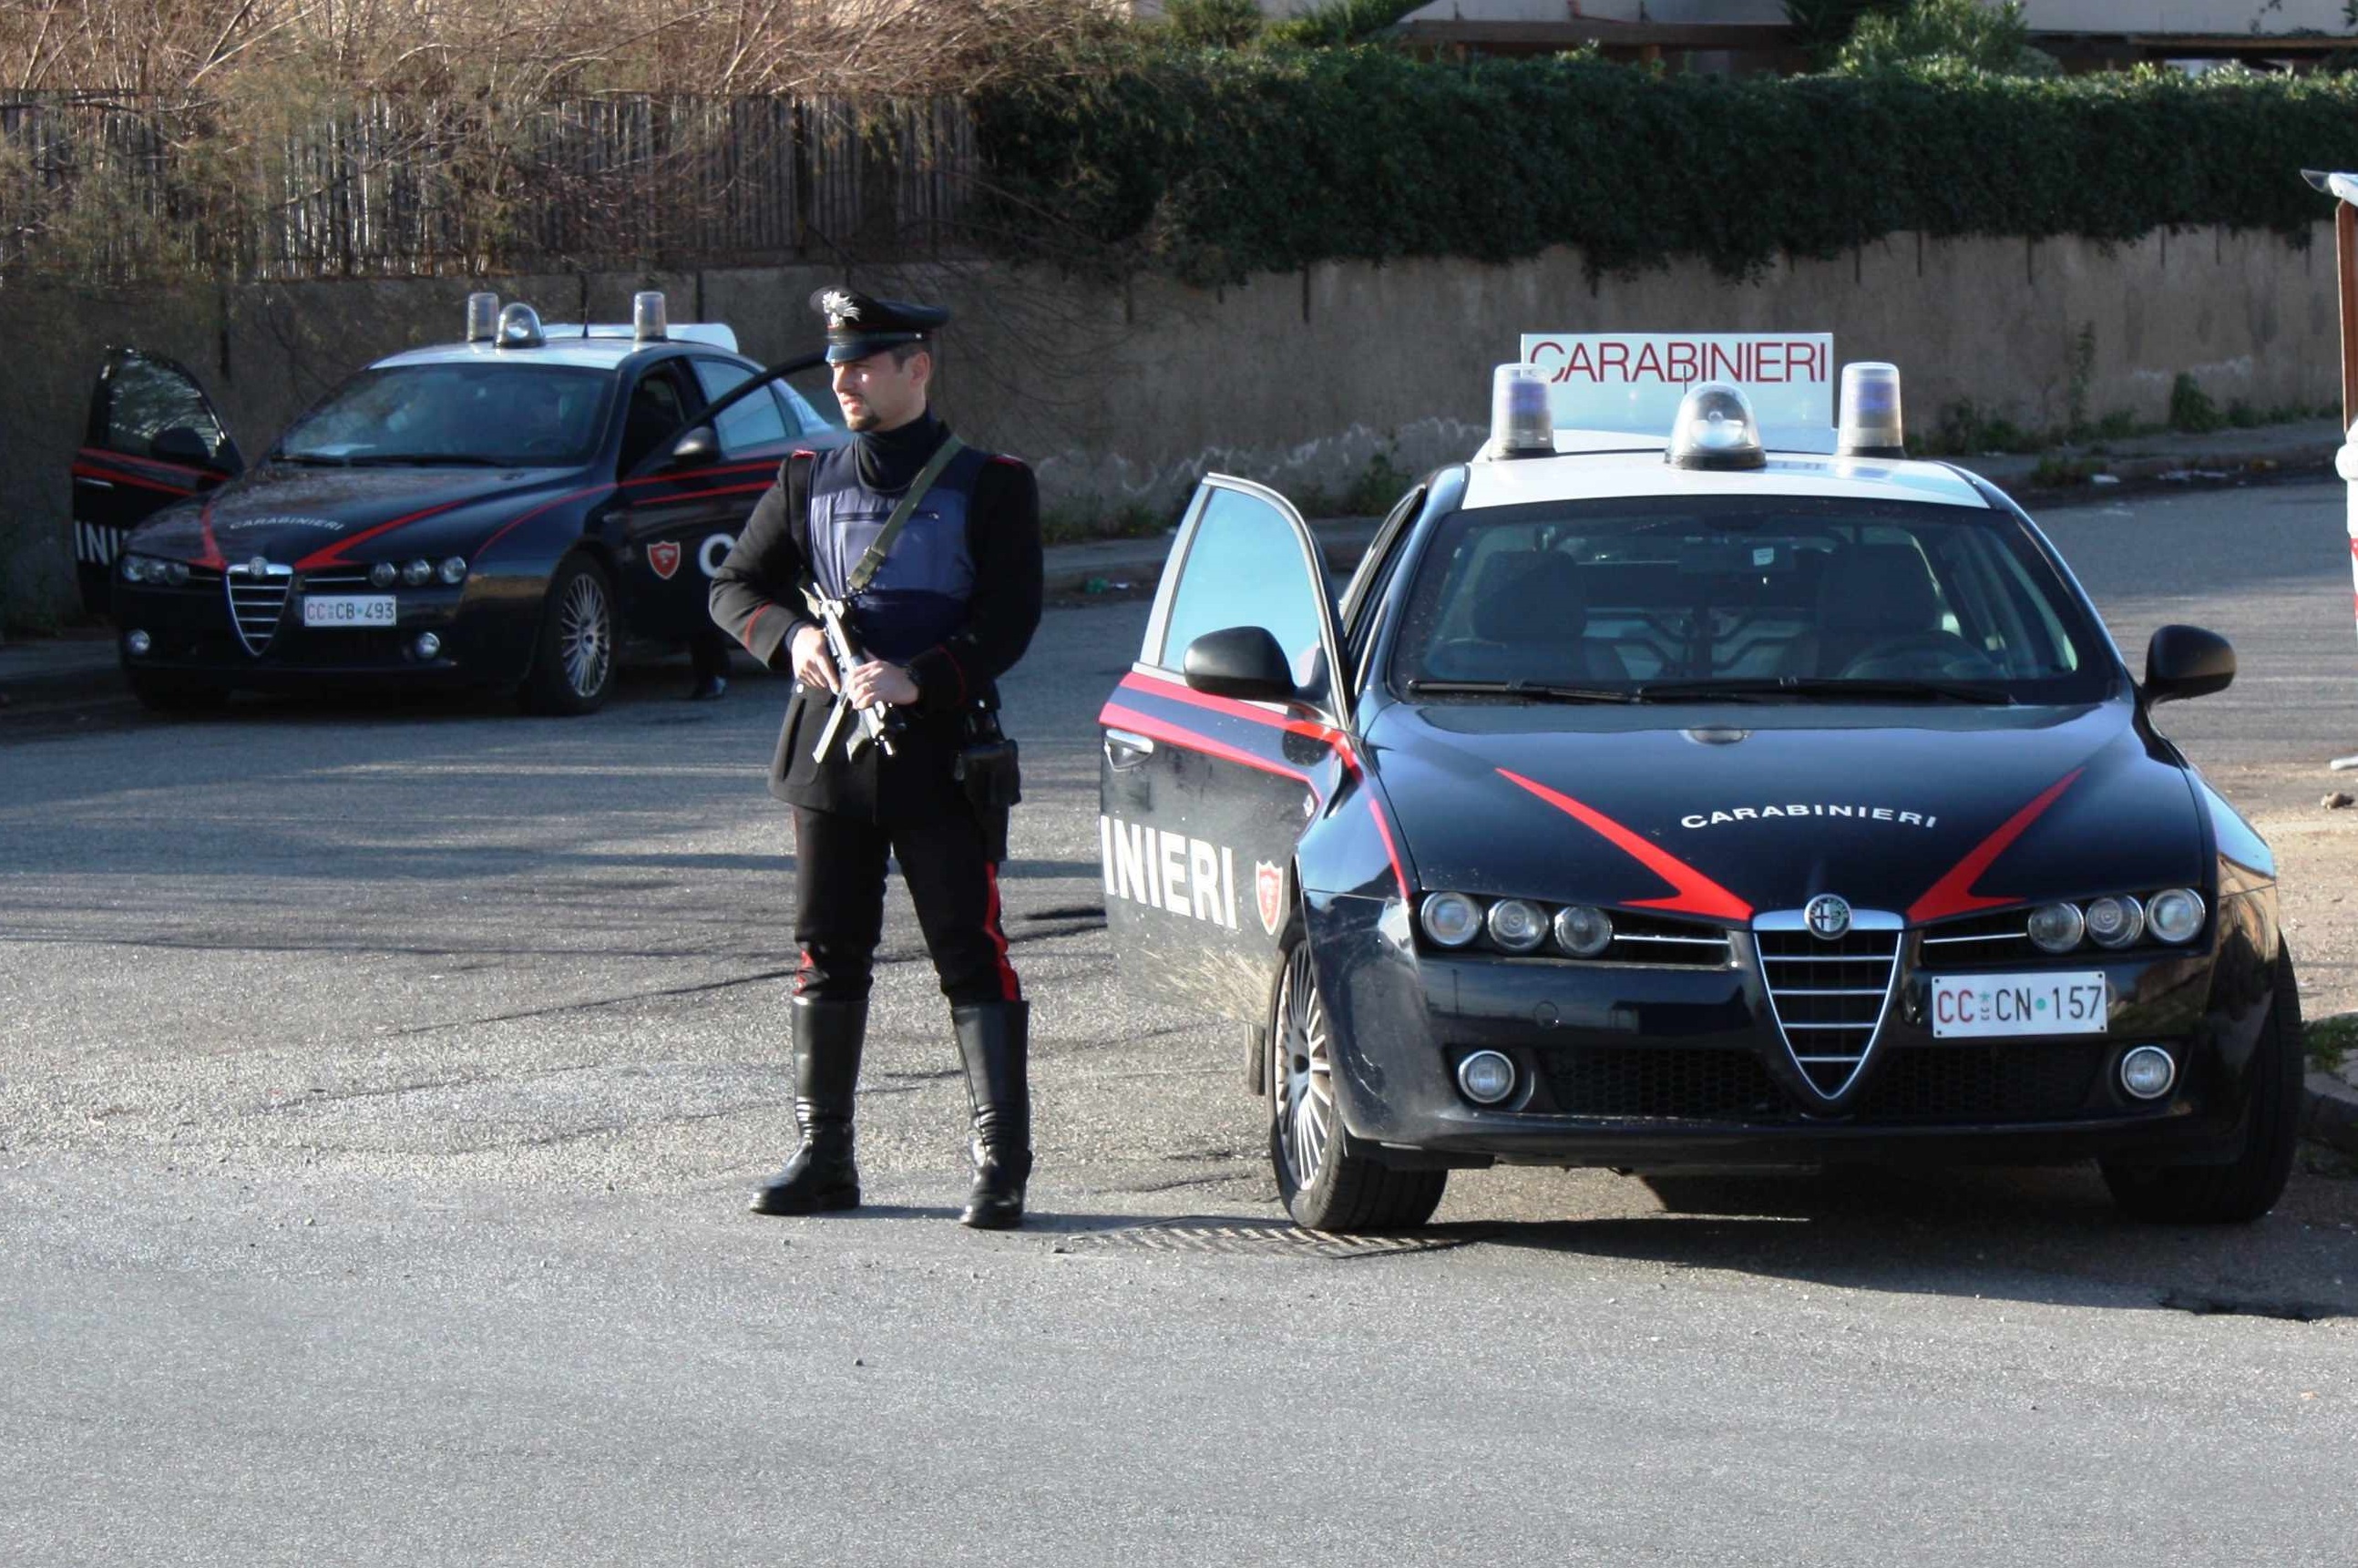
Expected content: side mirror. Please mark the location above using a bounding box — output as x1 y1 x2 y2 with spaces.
669 425 720 466
1183 625 1297 702
2144 624 2235 704
150 425 223 471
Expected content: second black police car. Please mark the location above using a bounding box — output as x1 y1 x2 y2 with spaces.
86 292 846 713
1099 354 2298 1235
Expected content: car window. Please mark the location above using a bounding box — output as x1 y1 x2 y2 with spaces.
1389 495 2110 703
1157 486 1328 684
782 364 845 432
277 364 613 466
619 363 696 473
689 358 794 454
106 353 233 466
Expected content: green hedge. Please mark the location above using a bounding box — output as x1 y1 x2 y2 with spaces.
970 49 2358 285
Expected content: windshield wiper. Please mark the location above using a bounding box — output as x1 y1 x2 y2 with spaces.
342 454 509 467
1635 676 2012 704
273 452 354 466
1403 679 1639 704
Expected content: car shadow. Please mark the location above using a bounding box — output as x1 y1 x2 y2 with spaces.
1444 1163 2357 1321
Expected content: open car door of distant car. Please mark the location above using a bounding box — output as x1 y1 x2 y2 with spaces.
75 349 244 618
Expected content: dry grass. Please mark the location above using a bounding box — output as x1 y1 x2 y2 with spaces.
1 1 1120 102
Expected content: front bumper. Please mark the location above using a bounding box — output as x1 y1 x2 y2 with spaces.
113 576 532 691
1303 890 2277 1171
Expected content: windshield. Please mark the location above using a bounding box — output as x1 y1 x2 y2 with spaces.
1389 495 2113 705
276 364 615 466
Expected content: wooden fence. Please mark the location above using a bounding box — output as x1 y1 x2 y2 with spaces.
0 92 979 279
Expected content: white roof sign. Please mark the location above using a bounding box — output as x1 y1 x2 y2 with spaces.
1518 333 1834 435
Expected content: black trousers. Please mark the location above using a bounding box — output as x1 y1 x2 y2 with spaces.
792 796 1021 1006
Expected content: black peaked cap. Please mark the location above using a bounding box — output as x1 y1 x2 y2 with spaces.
812 287 949 364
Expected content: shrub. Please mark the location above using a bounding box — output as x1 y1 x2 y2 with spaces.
973 48 2358 287
2168 372 2223 434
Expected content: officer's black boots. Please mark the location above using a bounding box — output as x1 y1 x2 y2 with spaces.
750 996 866 1215
953 1000 1032 1230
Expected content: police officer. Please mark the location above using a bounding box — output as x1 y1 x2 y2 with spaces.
710 288 1043 1229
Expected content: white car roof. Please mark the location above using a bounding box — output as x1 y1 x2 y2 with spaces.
371 324 745 373
1461 436 1991 512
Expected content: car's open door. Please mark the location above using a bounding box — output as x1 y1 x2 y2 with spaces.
610 351 846 643
1097 475 1353 1020
75 349 244 617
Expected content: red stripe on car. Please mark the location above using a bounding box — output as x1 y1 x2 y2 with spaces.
1905 769 2084 924
1497 769 1753 922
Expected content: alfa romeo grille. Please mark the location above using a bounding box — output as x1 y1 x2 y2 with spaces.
225 559 293 655
1756 910 1902 1100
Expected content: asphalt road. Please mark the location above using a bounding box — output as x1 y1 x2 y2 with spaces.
3 477 2355 1565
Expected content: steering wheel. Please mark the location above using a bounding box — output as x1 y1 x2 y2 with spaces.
1838 632 2000 681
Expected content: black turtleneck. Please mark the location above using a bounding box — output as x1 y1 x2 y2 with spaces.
853 408 949 492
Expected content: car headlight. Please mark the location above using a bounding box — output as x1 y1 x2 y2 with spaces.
402 559 434 587
1420 892 1482 948
1553 905 1615 958
2147 887 2204 944
2026 902 2086 954
438 556 467 585
120 556 190 586
369 561 398 589
2085 895 2145 949
1486 899 1547 953
120 555 148 583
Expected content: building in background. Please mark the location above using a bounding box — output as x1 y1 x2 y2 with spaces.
1130 1 2357 73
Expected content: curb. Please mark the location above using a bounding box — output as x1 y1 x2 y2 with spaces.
2306 1072 2358 1159
1979 437 2342 510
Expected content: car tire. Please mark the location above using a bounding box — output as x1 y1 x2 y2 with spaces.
1268 938 1447 1233
522 554 617 715
2101 941 2303 1225
127 672 231 714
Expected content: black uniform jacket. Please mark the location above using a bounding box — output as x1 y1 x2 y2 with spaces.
709 418 1044 821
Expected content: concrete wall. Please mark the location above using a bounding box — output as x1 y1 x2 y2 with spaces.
3 222 2337 625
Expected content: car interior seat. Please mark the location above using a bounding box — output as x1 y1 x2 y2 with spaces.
1427 549 1629 683
1782 541 1954 678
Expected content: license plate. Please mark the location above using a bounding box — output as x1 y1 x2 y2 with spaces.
1929 971 2108 1039
302 594 395 628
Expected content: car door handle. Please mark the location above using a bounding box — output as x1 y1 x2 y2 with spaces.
1104 728 1154 769
74 476 114 489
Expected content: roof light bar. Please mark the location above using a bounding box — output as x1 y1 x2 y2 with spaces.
1836 362 1906 459
633 291 668 343
1666 381 1766 471
1490 364 1554 458
466 292 500 344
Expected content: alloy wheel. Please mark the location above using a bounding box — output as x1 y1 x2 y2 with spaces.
1275 944 1334 1193
559 571 612 698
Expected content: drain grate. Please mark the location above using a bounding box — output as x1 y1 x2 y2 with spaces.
1071 1217 1488 1260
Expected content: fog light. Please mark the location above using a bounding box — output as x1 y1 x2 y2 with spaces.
2119 1045 2176 1101
438 556 467 585
2148 887 2205 944
403 559 433 587
369 561 398 589
1487 898 1547 953
2086 895 2144 949
2027 902 2086 954
1551 904 1614 958
125 630 151 656
413 632 442 660
1458 1050 1517 1106
1420 892 1481 948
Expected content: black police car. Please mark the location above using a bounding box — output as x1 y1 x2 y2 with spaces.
1098 384 2299 1235
84 293 846 713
